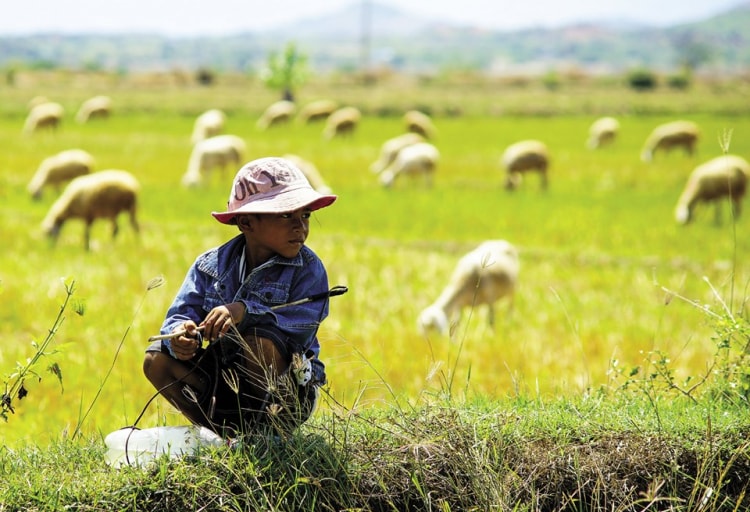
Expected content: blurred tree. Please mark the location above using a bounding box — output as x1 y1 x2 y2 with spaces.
260 42 309 102
676 37 713 72
195 68 215 86
667 72 691 90
626 68 657 91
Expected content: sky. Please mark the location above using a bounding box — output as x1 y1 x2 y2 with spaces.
0 0 743 37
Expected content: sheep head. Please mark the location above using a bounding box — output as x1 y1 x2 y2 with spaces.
417 305 450 336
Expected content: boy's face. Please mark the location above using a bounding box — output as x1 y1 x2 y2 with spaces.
238 208 312 260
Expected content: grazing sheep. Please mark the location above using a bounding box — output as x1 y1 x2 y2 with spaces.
27 149 96 200
418 240 519 337
674 154 749 225
641 120 700 162
23 101 64 134
323 106 361 140
191 109 226 144
297 99 338 124
586 116 619 149
256 100 296 130
41 169 140 251
379 142 439 188
369 132 424 174
501 139 550 190
182 134 247 187
282 154 333 194
75 95 112 123
404 110 437 139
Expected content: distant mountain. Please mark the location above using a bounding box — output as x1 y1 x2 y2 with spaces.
261 2 443 39
0 1 748 75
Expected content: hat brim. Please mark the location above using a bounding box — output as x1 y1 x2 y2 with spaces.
212 190 337 224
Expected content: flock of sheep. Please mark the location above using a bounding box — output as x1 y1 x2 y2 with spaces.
22 96 342 251
22 95 749 336
23 96 142 251
416 118 748 337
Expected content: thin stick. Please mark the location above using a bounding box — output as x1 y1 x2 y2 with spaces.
147 325 204 342
272 285 347 309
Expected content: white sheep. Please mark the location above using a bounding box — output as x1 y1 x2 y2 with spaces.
323 106 361 140
640 120 700 162
404 110 437 139
23 101 64 134
41 169 140 251
379 142 439 188
256 100 295 130
369 132 424 175
27 148 96 200
182 134 247 187
674 154 749 225
297 99 338 124
586 116 619 149
282 154 333 194
191 109 226 144
501 139 550 190
75 95 112 123
418 240 519 337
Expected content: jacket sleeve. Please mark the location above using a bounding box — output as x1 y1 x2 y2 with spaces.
159 259 213 355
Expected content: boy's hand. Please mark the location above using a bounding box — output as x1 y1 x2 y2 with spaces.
171 320 201 360
201 302 246 342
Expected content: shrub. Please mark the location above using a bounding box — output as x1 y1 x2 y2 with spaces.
626 68 658 91
195 68 215 86
667 73 691 90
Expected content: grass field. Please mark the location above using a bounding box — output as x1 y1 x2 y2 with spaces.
1 72 749 451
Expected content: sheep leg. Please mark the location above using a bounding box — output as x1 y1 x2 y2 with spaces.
48 223 62 247
487 304 495 331
111 219 120 239
714 202 722 226
505 173 517 190
731 197 742 221
84 221 93 251
129 209 140 234
447 310 461 337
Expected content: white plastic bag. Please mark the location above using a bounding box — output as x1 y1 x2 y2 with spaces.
104 425 225 468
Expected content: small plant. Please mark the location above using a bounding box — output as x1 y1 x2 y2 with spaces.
1 279 79 422
259 42 309 102
610 273 750 413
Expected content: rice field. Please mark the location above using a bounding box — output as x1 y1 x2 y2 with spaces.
1 72 749 448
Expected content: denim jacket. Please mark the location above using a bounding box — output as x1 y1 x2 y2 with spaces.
160 234 330 360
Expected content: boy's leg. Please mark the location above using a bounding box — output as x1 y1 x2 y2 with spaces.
235 335 289 401
144 335 311 435
235 335 321 431
142 351 213 428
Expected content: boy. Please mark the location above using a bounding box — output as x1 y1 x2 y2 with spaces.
143 156 337 437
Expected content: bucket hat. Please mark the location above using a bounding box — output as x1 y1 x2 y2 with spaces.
212 157 337 224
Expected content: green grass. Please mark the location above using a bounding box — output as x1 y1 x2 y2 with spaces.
2 395 749 510
1 72 750 510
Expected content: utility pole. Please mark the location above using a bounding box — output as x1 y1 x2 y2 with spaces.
360 0 372 83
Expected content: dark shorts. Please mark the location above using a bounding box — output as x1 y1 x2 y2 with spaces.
146 332 325 438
